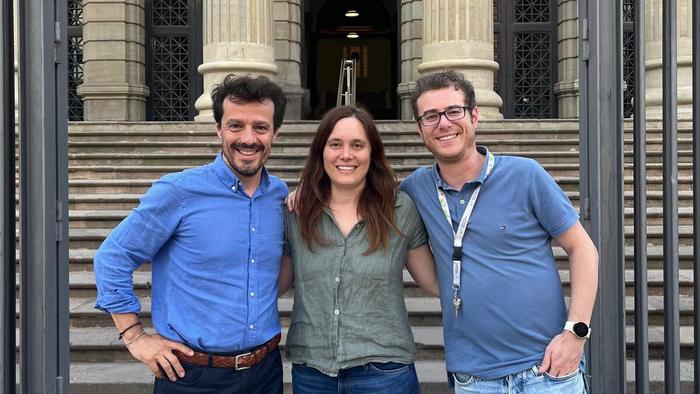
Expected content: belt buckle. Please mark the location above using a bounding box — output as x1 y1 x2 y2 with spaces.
234 352 253 370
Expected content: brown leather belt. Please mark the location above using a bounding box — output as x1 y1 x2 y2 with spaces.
173 334 281 370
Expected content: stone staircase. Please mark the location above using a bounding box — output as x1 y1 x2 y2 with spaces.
16 119 697 393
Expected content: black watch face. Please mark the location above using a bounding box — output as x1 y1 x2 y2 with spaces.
573 322 589 337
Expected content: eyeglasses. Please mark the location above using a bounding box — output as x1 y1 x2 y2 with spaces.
416 106 469 127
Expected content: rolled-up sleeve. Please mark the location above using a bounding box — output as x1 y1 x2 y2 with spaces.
94 178 183 314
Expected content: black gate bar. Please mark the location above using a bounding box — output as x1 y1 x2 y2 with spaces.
578 0 626 392
632 0 648 392
661 0 680 391
692 0 699 390
17 0 71 392
0 0 16 392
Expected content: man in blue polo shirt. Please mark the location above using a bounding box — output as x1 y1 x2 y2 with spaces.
94 75 288 393
400 71 599 393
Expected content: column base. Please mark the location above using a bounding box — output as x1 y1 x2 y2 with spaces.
195 60 279 123
554 80 579 118
645 85 694 120
282 85 306 120
78 83 150 121
397 82 417 121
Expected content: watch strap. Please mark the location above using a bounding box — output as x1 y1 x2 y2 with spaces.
564 320 591 338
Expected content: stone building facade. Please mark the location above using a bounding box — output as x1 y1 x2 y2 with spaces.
55 0 693 122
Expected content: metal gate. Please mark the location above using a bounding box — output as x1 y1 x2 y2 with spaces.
2 0 71 392
67 0 84 121
579 0 699 392
1 0 700 393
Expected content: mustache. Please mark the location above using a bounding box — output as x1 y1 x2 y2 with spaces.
231 142 264 151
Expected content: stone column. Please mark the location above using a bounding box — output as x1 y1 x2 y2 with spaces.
645 0 693 119
553 0 578 118
273 0 304 119
195 0 278 122
397 0 423 120
417 0 502 118
78 0 149 120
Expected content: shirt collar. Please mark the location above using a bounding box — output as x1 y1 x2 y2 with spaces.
213 152 270 194
432 145 491 191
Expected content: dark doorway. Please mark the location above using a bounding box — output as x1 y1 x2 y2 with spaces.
303 0 398 119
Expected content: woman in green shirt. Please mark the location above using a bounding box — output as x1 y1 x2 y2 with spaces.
279 106 439 393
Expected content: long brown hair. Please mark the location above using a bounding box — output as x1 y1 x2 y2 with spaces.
296 106 399 254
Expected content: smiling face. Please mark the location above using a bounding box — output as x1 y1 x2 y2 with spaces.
415 87 479 164
216 97 277 181
323 116 371 193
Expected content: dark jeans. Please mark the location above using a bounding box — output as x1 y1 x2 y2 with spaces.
153 347 283 394
292 362 420 394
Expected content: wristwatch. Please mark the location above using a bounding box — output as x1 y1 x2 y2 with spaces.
564 321 591 339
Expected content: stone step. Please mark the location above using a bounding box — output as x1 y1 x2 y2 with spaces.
37 222 696 250
15 226 697 256
58 170 696 194
59 295 696 329
15 178 695 208
23 359 695 393
19 268 693 298
66 138 596 154
60 161 693 185
63 149 697 168
62 118 693 137
63 324 694 363
42 244 696 272
52 206 694 230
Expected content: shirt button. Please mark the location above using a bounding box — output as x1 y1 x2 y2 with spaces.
251 259 255 263
335 277 340 282
334 309 339 315
249 325 255 330
251 227 255 232
250 292 255 297
460 199 466 204
231 186 237 192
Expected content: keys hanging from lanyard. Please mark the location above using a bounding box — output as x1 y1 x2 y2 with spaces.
453 289 462 318
452 245 462 318
437 151 495 320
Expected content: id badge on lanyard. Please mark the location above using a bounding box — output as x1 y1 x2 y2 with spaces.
436 152 494 318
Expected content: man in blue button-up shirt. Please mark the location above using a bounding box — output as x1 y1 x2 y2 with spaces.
94 75 289 393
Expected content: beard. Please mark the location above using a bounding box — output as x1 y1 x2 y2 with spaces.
223 142 267 177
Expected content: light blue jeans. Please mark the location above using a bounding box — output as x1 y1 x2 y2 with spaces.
452 365 586 394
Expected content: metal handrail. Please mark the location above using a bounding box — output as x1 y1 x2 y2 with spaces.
336 58 356 107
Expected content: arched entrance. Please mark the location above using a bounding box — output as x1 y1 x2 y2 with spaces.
303 0 398 119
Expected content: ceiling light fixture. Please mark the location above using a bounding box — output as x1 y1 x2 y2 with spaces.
347 32 359 38
345 9 359 17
